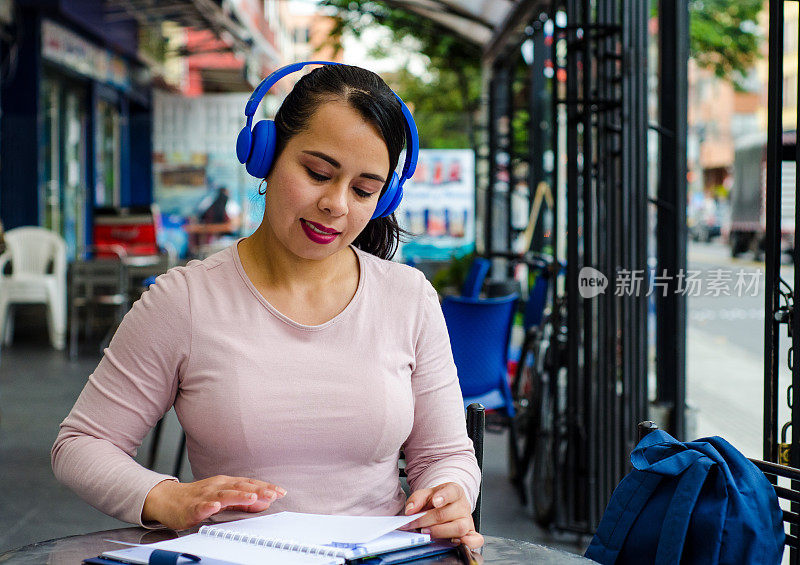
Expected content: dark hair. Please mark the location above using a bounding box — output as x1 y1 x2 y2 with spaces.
269 64 409 260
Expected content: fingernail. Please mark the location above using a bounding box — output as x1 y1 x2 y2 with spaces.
247 493 257 500
406 502 415 512
421 528 431 535
277 487 287 496
433 496 444 507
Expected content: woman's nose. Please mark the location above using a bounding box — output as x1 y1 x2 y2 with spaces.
319 183 348 216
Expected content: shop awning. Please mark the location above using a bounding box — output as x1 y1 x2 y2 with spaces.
382 0 512 45
102 0 283 89
102 0 258 58
382 0 549 60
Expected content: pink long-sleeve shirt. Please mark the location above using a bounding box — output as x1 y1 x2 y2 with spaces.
51 244 480 526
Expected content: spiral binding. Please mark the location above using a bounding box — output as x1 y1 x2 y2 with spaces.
198 525 347 558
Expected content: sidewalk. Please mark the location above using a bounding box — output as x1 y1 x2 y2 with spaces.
686 325 777 459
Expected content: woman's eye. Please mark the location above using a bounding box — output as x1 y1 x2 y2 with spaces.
354 188 375 199
305 167 330 181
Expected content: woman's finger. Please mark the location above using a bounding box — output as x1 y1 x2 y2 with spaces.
408 500 469 529
421 517 474 540
235 478 288 497
229 481 281 501
245 479 288 496
428 483 463 509
211 488 260 507
188 500 222 527
459 530 485 550
228 497 276 513
405 488 434 515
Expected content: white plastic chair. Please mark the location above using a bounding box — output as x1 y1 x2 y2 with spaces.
0 227 67 350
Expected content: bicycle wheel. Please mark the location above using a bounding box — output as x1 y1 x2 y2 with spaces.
529 327 558 527
507 327 539 485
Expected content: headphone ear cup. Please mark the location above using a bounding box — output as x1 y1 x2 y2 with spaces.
372 172 400 219
236 127 252 164
382 178 404 217
246 120 277 179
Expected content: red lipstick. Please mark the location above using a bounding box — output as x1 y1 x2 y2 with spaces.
301 219 340 244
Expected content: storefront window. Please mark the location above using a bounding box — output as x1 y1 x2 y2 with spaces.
95 99 120 207
39 74 88 259
41 78 61 236
63 91 86 258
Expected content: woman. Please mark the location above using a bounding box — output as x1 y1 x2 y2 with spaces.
52 63 483 550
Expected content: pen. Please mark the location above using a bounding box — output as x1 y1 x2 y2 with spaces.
455 543 479 565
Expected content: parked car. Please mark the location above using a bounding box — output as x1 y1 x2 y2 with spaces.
688 196 723 242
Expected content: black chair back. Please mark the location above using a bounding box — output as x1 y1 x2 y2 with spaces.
466 402 485 532
398 402 485 532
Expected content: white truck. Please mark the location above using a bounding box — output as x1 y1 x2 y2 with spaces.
728 131 796 258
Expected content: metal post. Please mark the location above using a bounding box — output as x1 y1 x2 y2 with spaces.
529 20 548 250
655 0 688 440
564 0 581 529
597 0 616 526
506 55 518 262
764 0 784 464
487 68 500 257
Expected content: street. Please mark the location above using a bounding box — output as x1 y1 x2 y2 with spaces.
685 239 792 458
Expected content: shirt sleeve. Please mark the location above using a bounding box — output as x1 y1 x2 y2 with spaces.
402 279 481 510
51 268 192 526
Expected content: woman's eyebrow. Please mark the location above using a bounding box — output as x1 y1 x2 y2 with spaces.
302 150 386 183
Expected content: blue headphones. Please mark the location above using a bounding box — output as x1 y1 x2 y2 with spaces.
236 61 419 219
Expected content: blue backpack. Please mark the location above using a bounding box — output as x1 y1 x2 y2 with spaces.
585 429 785 564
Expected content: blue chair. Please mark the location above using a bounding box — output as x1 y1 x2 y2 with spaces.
442 293 520 498
441 292 519 417
460 257 491 298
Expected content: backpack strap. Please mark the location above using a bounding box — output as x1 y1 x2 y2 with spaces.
654 454 719 565
585 470 662 563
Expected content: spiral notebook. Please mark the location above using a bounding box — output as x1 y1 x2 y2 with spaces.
103 512 430 565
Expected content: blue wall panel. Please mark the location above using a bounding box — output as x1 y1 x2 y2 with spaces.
1 8 41 229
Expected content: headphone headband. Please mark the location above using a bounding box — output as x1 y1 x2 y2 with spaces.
245 61 335 117
241 61 419 198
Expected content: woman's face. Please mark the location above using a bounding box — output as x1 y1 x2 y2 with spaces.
262 98 391 262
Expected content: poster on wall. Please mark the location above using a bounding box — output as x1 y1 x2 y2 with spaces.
397 149 475 263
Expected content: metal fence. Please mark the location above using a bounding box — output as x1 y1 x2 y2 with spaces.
479 0 680 533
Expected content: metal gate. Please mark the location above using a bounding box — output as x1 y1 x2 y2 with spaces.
479 0 684 532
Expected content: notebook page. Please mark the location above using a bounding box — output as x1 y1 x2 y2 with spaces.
201 511 425 545
103 533 344 565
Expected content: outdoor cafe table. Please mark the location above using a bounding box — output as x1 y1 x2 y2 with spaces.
0 527 595 564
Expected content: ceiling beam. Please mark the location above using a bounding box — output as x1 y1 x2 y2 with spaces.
483 0 547 62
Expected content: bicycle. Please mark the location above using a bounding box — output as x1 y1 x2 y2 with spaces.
524 287 569 527
491 252 565 514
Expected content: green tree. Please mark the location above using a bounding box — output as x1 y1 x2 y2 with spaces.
689 0 763 88
382 66 481 149
321 1 763 147
320 0 482 149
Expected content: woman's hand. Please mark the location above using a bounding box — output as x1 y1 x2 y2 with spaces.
404 482 484 549
142 475 286 530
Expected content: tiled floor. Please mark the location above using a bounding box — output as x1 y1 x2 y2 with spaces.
0 317 588 556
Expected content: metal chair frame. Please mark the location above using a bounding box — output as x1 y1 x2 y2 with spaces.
68 246 130 358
